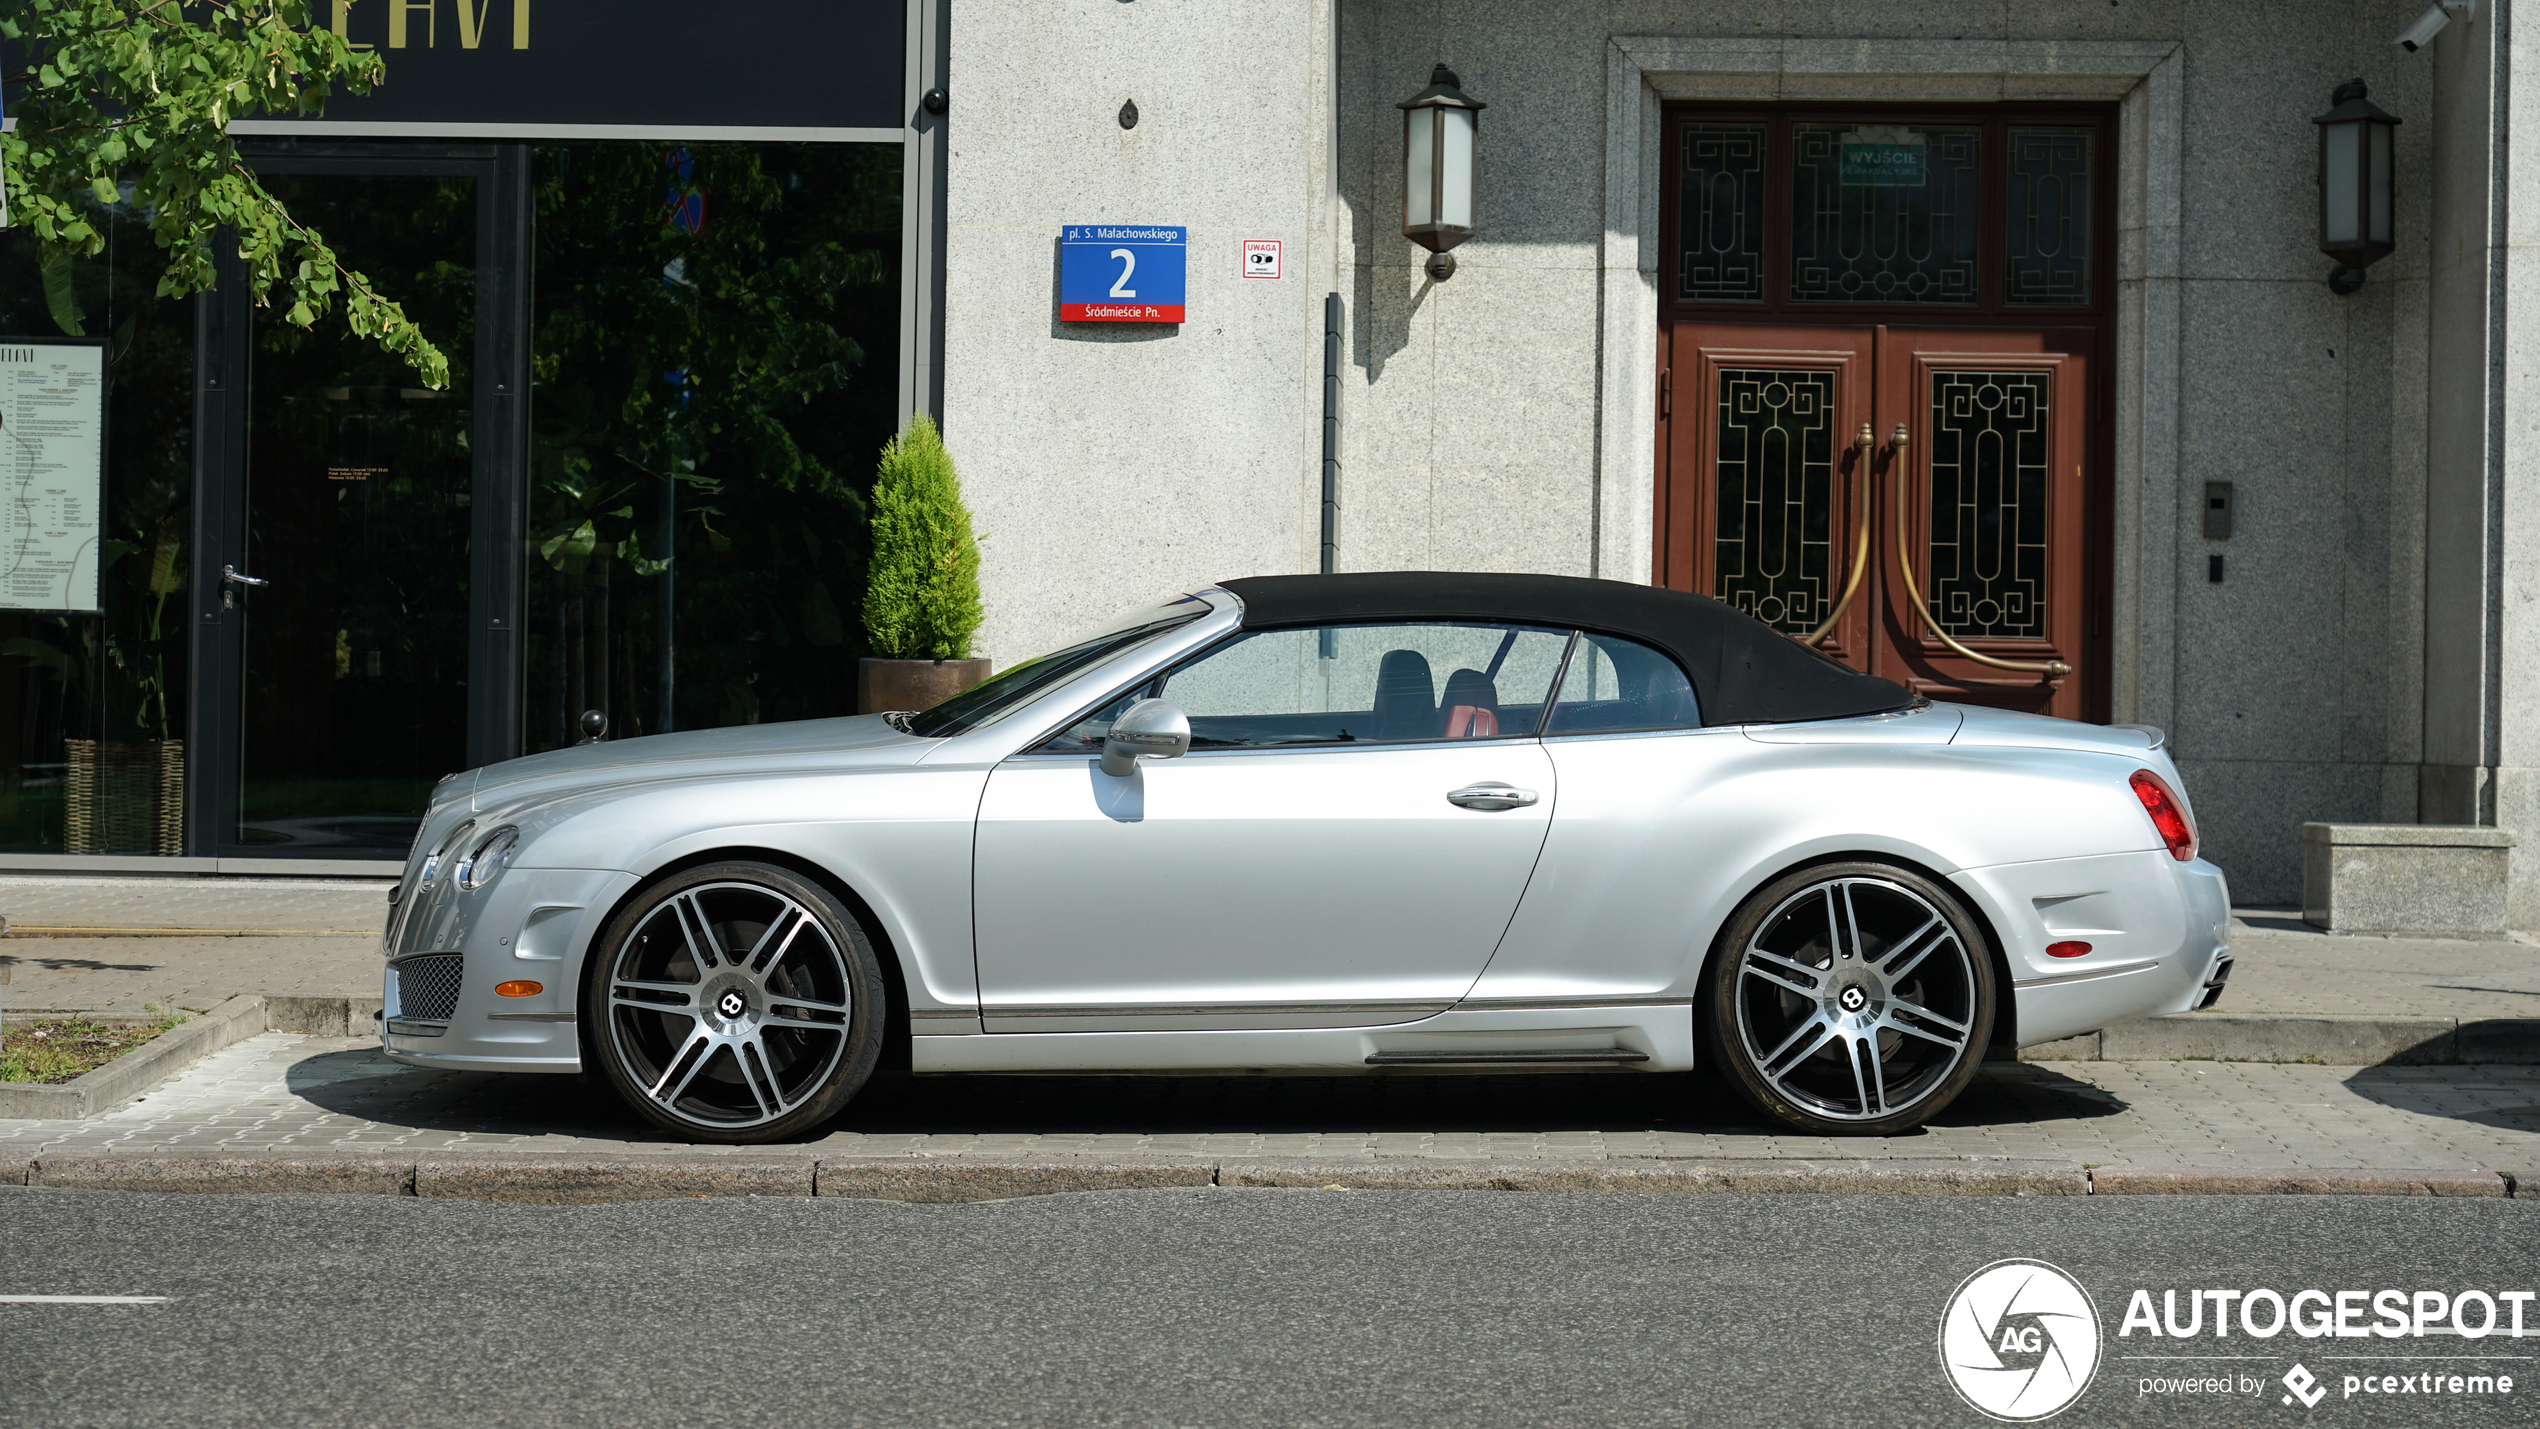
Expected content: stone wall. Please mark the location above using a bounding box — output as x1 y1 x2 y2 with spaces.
942 0 1335 668
943 0 2472 907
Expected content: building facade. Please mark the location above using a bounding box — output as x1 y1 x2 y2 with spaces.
1 0 2534 923
944 0 2540 916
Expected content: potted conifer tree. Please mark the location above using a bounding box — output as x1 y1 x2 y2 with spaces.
859 415 990 713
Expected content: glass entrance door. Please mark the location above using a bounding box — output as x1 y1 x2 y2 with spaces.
192 144 528 859
236 172 475 850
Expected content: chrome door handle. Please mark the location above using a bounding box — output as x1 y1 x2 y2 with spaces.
1446 782 1537 811
222 564 269 587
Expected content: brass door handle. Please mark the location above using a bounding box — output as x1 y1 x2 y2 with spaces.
1889 422 2070 682
1800 423 1876 646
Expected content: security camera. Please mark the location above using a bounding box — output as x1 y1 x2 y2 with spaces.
2397 1 2474 52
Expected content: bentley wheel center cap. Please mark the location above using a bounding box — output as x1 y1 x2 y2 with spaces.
716 989 750 1020
1838 986 1869 1013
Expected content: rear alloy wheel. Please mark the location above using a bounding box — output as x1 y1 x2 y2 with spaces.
1704 862 1995 1136
585 862 885 1143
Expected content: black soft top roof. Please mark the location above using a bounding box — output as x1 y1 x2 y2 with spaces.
1216 571 1915 727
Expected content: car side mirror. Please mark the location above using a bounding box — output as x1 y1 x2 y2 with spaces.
1099 698 1190 777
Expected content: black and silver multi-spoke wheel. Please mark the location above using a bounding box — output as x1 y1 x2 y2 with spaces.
584 862 885 1143
1704 861 1995 1136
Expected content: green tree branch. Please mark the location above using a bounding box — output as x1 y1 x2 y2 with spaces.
1 0 448 385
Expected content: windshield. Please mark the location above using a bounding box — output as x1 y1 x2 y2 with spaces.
906 597 1210 738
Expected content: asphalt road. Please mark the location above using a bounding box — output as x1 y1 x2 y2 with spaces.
2 1187 2535 1428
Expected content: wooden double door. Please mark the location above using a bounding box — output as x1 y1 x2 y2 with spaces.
1658 322 2098 719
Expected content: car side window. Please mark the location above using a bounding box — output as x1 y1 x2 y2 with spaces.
1544 633 1701 734
1033 622 1571 753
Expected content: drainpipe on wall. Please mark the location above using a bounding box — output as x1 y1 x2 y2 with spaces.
1321 292 1341 575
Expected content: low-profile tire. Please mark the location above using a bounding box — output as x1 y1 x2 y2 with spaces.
1703 860 1996 1137
584 861 887 1144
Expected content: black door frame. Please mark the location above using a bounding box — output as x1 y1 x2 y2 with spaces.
187 140 531 858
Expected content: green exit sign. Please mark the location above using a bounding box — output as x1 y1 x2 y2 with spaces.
1840 141 1927 187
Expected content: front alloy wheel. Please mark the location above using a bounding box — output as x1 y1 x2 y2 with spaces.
585 862 885 1142
1705 862 1995 1136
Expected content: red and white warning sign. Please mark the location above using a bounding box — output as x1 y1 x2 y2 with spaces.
1241 239 1282 279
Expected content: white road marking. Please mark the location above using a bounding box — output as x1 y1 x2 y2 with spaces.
0 1295 171 1304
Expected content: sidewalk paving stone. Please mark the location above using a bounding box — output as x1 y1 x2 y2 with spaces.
2215 912 2538 1019
0 875 392 933
0 1032 2531 1185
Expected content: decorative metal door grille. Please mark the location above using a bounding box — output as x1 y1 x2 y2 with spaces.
1713 369 1835 632
2005 126 2094 305
1790 123 1979 304
1927 371 2050 638
1679 122 1765 301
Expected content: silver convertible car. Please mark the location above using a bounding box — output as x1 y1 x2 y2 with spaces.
382 572 2231 1142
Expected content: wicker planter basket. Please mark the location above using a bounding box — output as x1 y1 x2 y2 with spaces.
64 739 185 856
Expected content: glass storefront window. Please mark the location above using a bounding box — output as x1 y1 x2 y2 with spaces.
0 205 195 854
524 142 903 750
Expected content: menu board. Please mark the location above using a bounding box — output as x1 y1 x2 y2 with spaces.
0 342 106 613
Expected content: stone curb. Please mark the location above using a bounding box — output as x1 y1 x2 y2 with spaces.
0 995 269 1120
264 995 385 1038
415 1154 816 1203
817 1158 1216 1202
31 1153 414 1196
17 1154 2513 1201
1216 1158 2088 1196
2022 1013 2540 1066
2087 1166 2512 1197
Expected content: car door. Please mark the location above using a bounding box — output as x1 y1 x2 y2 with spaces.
971 621 1574 1030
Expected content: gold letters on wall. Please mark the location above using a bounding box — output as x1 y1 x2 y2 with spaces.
336 0 532 50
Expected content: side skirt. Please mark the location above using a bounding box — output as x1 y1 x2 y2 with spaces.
910 1004 1697 1075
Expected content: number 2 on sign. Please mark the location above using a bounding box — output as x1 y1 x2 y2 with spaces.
1109 248 1138 298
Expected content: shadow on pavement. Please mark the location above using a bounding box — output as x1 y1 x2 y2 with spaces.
0 953 159 973
2338 1063 2540 1134
281 1046 2130 1146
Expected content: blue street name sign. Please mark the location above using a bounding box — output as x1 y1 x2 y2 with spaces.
1060 225 1187 323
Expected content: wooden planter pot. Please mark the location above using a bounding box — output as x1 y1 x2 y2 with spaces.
858 658 991 715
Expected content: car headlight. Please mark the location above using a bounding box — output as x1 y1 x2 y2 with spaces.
457 826 519 892
418 820 475 889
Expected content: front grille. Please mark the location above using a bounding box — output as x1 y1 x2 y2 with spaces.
397 953 465 1021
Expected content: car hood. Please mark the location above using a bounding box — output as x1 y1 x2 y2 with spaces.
466 714 931 815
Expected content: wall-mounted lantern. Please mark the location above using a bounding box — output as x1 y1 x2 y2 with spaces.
1398 64 1484 281
2315 78 2400 295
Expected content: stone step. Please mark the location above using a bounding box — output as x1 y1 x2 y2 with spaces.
2021 1012 2540 1065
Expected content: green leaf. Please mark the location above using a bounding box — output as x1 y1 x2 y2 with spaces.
11 0 451 384
40 248 88 336
0 638 76 680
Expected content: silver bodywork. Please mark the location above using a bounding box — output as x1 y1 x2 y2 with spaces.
382 587 2229 1078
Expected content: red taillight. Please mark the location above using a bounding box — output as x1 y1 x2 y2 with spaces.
2046 941 2092 958
2129 769 2197 861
